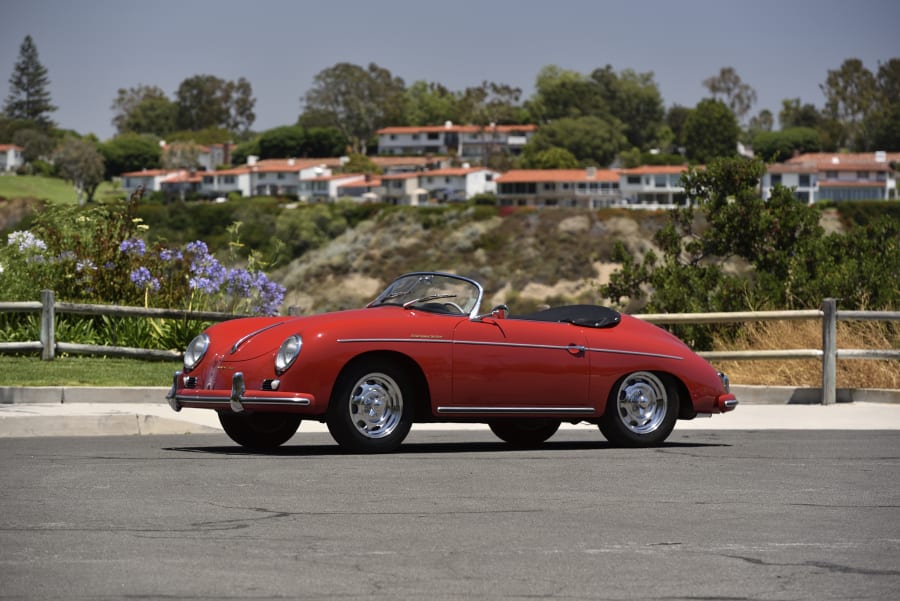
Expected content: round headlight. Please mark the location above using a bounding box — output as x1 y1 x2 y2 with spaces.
183 333 209 372
275 334 302 374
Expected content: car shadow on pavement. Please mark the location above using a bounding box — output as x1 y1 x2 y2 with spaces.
163 439 729 457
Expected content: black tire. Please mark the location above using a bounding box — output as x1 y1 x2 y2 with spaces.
326 359 415 453
218 411 302 449
598 371 679 447
489 419 560 447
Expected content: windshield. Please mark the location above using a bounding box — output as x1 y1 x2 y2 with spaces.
369 272 483 317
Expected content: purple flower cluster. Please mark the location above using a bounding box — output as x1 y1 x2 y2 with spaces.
119 238 147 256
130 266 160 291
185 240 226 295
159 248 183 262
225 268 286 316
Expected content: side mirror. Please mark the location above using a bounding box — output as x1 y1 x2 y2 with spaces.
491 304 509 319
473 304 509 322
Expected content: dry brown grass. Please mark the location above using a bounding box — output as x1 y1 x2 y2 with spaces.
712 320 899 389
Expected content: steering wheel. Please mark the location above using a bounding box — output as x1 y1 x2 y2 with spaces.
442 302 465 314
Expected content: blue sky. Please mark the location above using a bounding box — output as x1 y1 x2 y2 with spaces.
2 0 898 140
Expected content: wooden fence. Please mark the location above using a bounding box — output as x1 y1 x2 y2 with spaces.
1 292 898 404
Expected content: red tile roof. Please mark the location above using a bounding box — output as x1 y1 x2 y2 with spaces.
0 144 24 152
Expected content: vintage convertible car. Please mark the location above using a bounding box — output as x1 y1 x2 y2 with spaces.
167 272 737 451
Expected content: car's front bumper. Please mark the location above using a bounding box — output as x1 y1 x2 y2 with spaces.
167 371 316 413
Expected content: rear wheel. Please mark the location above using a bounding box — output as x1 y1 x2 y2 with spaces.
218 412 302 449
326 359 414 453
489 419 560 447
598 371 678 447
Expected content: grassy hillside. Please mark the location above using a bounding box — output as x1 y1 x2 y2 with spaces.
0 174 121 205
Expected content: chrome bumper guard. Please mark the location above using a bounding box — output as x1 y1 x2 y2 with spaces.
166 370 313 413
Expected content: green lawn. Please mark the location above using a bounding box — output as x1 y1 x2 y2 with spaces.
0 175 122 204
0 355 180 387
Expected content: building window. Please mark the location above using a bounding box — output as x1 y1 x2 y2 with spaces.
626 175 641 185
857 171 869 180
277 173 285 180
770 174 782 186
223 175 235 184
654 175 667 188
412 134 420 140
798 174 811 187
427 132 439 140
826 170 837 179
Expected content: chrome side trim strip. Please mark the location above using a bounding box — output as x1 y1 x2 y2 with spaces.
338 337 683 360
585 347 684 361
437 406 593 415
338 337 453 345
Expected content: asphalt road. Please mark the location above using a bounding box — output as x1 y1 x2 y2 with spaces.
1 429 898 601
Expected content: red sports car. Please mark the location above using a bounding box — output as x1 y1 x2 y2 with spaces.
167 272 737 451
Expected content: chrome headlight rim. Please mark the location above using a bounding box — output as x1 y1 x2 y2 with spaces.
275 334 302 375
183 333 209 372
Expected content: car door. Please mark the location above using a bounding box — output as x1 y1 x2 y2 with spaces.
443 317 592 417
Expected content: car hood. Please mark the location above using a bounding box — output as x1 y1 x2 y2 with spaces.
204 308 381 362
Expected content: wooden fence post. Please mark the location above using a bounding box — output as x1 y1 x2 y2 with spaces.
821 298 837 405
40 289 55 361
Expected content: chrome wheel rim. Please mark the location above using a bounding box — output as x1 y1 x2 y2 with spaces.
615 372 667 435
347 372 403 439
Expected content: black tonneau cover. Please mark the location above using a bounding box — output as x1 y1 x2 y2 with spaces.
511 305 621 329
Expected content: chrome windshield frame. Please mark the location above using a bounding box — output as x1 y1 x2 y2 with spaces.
368 272 484 319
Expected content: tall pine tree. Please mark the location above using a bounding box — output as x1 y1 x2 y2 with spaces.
4 35 57 127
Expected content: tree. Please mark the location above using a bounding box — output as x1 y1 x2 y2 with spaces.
752 127 821 162
301 62 406 154
456 81 527 126
111 85 176 137
403 81 462 125
820 58 878 150
702 67 757 123
54 137 105 205
519 146 579 169
522 116 626 167
683 99 739 163
665 104 693 150
779 98 822 129
3 35 56 127
862 58 900 151
590 66 666 150
99 133 161 179
258 125 306 159
11 127 55 163
747 109 774 138
527 65 609 122
175 75 256 133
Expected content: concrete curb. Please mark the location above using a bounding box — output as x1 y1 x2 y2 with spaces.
2 385 898 406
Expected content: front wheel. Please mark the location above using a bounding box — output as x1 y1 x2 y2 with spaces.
326 359 414 453
598 371 679 447
489 419 561 447
218 412 302 449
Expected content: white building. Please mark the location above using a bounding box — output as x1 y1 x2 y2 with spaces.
416 167 499 203
762 152 899 203
0 144 24 172
619 165 689 206
377 123 536 160
496 168 622 208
